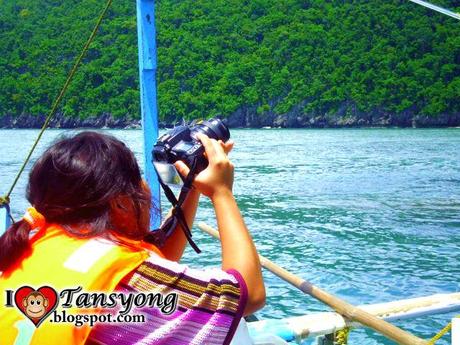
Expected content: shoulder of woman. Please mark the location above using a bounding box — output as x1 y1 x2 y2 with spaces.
128 253 246 293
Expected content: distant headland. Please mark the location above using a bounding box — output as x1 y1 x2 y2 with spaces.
1 1 459 131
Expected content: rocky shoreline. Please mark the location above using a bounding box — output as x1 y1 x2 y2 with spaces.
224 102 460 128
1 108 459 129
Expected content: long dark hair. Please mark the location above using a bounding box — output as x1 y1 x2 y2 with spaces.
0 131 153 272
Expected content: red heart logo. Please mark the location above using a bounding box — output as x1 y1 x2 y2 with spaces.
14 286 59 327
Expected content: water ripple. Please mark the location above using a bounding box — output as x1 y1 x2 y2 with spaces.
1 128 459 344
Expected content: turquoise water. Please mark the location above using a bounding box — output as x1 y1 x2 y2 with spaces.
1 128 459 344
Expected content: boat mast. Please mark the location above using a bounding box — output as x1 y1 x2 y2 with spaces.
408 0 460 20
136 0 161 229
0 203 10 235
0 2 162 235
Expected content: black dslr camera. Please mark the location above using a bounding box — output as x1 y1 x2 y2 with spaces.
148 118 230 253
153 118 230 174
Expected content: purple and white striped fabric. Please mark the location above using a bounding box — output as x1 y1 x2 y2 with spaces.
88 253 247 345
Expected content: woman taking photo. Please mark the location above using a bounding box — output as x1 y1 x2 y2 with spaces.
0 131 265 345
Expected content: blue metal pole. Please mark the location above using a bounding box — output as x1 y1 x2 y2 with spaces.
136 0 161 229
0 206 11 235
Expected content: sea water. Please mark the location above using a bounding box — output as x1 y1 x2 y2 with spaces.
0 128 459 344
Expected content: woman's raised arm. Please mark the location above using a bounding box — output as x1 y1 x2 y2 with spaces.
192 134 265 315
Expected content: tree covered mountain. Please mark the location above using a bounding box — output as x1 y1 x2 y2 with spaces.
0 0 459 126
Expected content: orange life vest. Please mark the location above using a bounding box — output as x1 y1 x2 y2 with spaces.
0 224 163 345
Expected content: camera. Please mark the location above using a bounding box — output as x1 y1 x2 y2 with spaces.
153 118 230 175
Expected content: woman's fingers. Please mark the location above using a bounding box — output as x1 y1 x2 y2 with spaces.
220 140 234 154
174 161 190 177
196 134 217 161
198 134 228 164
197 134 233 155
175 137 233 178
209 138 227 160
191 134 235 197
197 134 234 166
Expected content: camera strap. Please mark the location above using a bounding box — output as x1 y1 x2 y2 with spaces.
145 159 201 253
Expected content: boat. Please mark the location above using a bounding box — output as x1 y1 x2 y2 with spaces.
235 291 460 344
1 1 459 344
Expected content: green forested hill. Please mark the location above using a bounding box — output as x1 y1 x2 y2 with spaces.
0 0 459 126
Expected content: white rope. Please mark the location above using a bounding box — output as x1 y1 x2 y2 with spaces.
408 0 460 20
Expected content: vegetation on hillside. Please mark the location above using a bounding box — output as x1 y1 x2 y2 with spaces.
0 0 459 123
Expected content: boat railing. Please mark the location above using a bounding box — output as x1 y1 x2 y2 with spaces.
247 292 460 344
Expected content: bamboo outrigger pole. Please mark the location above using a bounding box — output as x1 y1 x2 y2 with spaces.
198 222 428 345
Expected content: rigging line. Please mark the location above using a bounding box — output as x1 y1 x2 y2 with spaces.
408 0 460 21
427 315 459 345
3 0 114 201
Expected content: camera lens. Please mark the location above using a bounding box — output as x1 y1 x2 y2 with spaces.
192 118 230 142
